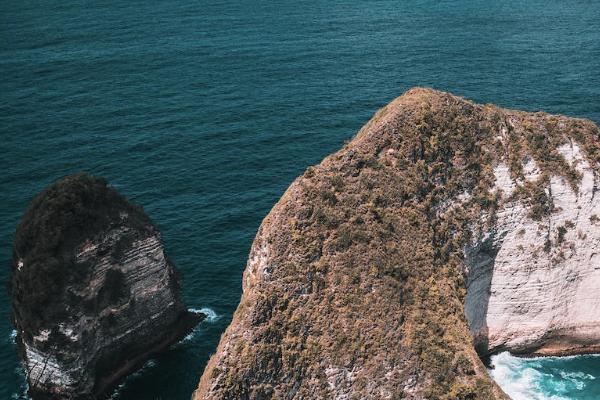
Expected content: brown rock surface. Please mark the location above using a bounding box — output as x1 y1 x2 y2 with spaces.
194 88 600 399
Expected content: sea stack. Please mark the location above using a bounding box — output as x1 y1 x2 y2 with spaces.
194 88 600 399
10 173 203 399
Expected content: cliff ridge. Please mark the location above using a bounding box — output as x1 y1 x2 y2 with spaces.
194 88 600 400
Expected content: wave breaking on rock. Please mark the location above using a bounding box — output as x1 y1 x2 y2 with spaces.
194 88 600 400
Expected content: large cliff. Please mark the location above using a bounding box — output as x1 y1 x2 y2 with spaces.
465 137 600 357
10 173 203 399
194 88 600 400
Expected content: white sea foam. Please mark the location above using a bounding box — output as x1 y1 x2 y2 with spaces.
489 352 560 400
182 308 220 342
9 329 17 344
488 352 593 400
189 307 219 322
559 371 595 381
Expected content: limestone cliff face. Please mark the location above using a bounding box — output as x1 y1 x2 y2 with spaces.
194 88 600 400
465 140 600 357
10 173 202 399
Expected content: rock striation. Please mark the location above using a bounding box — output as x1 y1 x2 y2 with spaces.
465 130 600 357
194 88 600 400
10 173 203 399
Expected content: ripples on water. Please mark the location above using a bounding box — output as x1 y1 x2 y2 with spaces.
490 352 600 400
1 0 599 398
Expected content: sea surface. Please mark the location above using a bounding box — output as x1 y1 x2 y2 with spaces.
1 0 599 399
491 353 600 400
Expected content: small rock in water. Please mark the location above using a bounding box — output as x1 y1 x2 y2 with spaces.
10 173 204 399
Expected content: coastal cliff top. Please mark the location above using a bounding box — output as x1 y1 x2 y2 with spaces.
195 88 599 400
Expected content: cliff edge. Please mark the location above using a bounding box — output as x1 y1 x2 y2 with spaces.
194 88 600 399
10 173 203 399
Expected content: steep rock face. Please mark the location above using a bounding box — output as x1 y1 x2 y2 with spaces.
465 141 600 357
194 88 600 400
10 173 202 399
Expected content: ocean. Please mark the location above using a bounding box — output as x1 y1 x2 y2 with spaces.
1 0 599 398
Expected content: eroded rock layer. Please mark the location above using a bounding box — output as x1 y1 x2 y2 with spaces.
465 126 600 357
10 173 202 399
194 88 600 400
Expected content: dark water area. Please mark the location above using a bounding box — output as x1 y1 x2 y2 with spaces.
1 0 599 398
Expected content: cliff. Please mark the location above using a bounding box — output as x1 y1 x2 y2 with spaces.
465 128 600 357
10 173 203 399
194 88 600 399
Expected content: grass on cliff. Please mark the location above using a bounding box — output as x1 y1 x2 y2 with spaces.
202 89 600 400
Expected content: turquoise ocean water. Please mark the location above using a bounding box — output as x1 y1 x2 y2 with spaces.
1 0 599 398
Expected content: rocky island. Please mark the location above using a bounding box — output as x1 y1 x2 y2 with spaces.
194 88 600 399
10 173 203 399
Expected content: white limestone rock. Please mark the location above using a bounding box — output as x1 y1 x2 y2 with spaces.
466 143 600 356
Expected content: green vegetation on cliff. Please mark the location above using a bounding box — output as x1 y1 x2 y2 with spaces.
196 88 600 400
